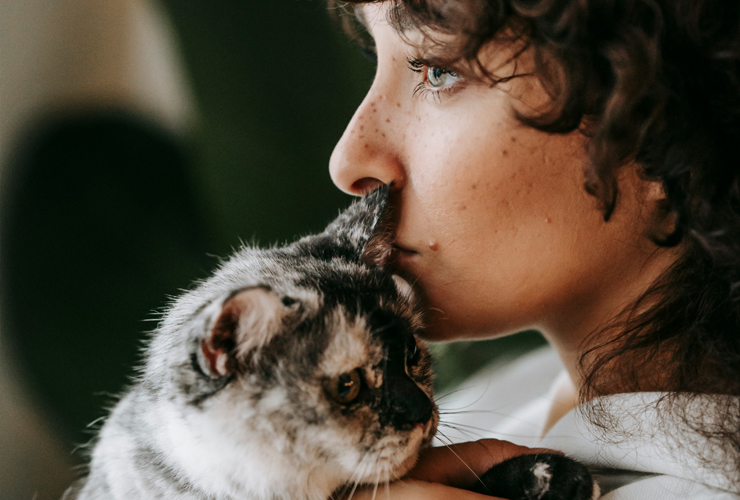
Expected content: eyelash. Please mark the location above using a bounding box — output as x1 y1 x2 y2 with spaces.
406 57 463 103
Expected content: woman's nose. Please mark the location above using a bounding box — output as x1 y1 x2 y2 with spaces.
329 92 403 195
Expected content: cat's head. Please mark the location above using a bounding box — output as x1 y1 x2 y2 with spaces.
150 188 437 496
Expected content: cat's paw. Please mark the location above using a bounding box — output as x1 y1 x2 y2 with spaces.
471 453 599 500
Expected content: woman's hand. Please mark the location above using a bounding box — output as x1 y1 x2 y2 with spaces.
346 439 560 500
346 478 500 500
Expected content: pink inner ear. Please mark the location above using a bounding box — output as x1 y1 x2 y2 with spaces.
201 287 285 377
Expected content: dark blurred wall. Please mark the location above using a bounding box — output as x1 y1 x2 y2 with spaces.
159 0 373 251
1 0 373 459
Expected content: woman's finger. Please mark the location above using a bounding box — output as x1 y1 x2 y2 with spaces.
407 439 562 489
346 478 507 500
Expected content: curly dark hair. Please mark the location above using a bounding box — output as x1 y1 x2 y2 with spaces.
332 0 740 472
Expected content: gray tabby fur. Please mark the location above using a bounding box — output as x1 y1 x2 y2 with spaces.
64 187 438 500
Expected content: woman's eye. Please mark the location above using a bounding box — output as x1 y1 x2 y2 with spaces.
326 369 362 405
407 57 464 101
426 66 461 88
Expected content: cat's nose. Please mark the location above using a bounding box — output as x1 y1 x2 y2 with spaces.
387 377 434 429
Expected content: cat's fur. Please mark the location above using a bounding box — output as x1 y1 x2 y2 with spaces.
64 187 599 500
65 187 437 500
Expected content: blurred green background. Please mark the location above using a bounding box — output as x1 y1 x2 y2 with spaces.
0 0 544 471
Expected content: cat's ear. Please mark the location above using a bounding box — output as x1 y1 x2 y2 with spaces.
320 185 394 264
200 287 287 377
359 186 395 268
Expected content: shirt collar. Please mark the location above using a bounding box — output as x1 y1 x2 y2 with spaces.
539 392 740 493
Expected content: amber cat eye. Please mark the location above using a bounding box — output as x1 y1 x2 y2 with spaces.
327 369 361 404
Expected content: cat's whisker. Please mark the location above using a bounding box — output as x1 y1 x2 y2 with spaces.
435 429 490 494
434 386 477 402
435 378 493 412
438 420 542 440
437 422 485 441
345 474 362 500
370 467 381 500
335 458 367 500
438 409 512 416
346 453 376 500
438 420 496 433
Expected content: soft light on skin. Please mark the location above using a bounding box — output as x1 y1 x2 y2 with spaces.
329 4 682 394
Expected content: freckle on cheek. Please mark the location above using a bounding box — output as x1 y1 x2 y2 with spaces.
396 102 401 107
471 184 477 190
502 149 508 156
511 137 517 142
386 118 391 123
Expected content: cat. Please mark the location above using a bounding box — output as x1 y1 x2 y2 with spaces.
63 186 599 500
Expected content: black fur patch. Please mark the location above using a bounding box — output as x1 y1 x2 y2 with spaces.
472 453 596 500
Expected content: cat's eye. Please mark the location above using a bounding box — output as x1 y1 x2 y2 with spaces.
327 369 362 405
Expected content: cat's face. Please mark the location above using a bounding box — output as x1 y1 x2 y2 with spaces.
161 255 437 495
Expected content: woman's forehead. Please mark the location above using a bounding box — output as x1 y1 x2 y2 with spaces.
356 2 423 39
355 3 532 84
356 3 393 37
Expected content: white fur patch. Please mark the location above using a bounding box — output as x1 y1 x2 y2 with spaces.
319 309 382 381
532 462 552 499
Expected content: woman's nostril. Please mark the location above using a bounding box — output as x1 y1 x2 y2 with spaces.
352 178 385 195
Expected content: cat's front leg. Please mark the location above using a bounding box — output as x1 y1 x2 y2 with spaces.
471 453 600 500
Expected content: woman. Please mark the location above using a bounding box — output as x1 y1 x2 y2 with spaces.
328 0 740 498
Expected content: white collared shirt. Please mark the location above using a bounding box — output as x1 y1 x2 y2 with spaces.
438 347 740 499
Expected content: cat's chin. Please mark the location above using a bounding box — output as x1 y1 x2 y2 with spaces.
390 423 432 478
395 447 422 478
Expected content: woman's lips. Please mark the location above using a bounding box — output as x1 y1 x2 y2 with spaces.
391 243 419 266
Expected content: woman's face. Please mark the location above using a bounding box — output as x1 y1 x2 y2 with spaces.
330 5 669 344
